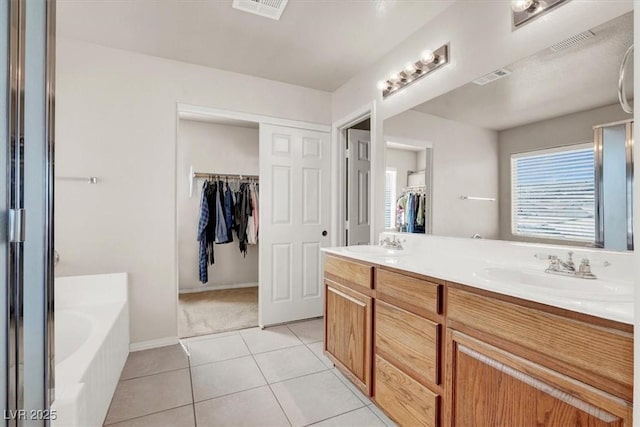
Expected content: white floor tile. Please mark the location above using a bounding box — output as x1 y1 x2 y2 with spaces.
195 386 289 427
104 369 192 425
106 405 195 427
240 325 303 354
191 356 266 402
367 404 398 427
270 370 364 427
254 345 327 383
312 407 386 427
287 318 324 344
306 342 335 369
331 369 371 405
120 345 189 380
180 329 240 346
187 334 250 366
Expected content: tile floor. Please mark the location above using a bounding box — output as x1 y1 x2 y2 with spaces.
104 318 397 427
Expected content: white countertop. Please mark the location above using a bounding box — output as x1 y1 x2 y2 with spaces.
322 235 634 325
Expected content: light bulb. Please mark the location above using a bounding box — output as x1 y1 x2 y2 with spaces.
389 72 400 82
377 80 388 90
421 49 435 64
511 0 534 12
405 62 416 74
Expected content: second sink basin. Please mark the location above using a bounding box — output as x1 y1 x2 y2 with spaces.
474 267 632 302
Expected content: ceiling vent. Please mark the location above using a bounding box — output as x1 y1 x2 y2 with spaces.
232 0 289 21
472 68 512 86
549 30 595 52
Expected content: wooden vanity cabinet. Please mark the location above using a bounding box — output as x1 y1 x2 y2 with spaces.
323 255 634 427
445 285 634 427
373 269 445 427
323 256 373 395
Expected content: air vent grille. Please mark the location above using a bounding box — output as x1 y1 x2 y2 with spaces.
472 68 512 86
550 30 595 52
232 0 289 20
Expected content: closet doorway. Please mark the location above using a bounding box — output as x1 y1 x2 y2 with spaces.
384 137 433 234
176 115 260 338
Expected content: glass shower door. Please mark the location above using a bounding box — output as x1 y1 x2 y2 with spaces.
594 120 634 251
3 0 55 426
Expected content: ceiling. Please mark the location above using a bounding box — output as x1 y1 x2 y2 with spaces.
57 0 455 92
412 12 634 131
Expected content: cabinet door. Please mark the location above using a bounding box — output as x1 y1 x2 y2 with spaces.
324 280 372 395
446 330 630 427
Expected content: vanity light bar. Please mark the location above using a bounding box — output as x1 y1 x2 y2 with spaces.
378 44 449 99
511 0 571 29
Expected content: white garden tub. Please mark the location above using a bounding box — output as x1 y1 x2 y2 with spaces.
53 273 129 427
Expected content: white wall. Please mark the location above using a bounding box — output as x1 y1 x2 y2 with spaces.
55 37 331 346
498 103 630 244
331 1 632 241
385 148 418 198
177 120 259 291
384 110 499 239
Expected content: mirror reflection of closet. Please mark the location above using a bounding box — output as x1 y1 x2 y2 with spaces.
384 139 433 234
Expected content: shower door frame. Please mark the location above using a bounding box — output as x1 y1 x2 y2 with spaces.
4 0 56 425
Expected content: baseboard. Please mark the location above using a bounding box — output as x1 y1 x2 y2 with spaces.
129 336 179 352
179 282 258 294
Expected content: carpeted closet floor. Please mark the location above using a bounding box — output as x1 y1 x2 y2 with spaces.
178 287 258 338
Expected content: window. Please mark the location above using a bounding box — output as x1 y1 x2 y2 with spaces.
511 144 595 242
384 168 397 229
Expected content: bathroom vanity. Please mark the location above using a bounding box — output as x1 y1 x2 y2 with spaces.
322 238 634 426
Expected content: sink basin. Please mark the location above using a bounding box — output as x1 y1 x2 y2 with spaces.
345 246 405 257
474 268 632 302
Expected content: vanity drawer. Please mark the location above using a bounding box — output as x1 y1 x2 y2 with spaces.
375 355 439 427
375 300 440 386
447 286 634 401
324 255 373 292
376 269 441 317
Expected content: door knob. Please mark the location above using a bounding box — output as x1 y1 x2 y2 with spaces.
322 230 328 236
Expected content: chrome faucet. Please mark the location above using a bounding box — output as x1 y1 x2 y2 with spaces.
380 236 404 250
545 251 597 279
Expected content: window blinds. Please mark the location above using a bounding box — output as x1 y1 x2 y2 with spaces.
384 169 397 229
511 144 595 242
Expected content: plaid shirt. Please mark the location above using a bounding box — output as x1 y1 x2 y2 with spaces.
197 184 210 283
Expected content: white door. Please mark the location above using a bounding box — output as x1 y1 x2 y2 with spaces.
260 124 331 326
347 129 371 245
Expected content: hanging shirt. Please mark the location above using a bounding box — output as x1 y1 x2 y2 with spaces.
416 193 425 226
197 182 210 284
215 180 228 243
252 183 259 240
235 183 250 255
247 184 258 244
224 183 234 243
406 194 414 233
205 181 217 265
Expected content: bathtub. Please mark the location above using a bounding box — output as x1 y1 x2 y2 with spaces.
53 273 129 427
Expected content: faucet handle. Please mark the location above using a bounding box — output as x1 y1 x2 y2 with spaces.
578 258 597 278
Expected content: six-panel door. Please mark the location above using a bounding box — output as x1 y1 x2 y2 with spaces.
260 124 331 325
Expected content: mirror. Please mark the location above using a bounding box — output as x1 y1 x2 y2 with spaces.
383 11 634 250
384 140 432 234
